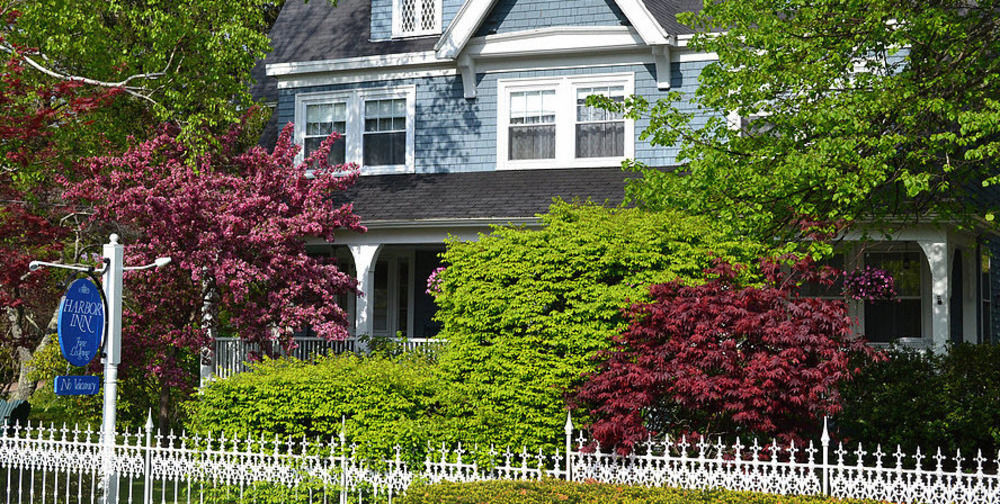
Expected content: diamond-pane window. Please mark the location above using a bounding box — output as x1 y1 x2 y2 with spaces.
393 0 440 37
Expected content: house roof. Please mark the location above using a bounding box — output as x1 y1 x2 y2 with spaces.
333 168 641 223
644 0 702 35
260 0 701 68
264 0 437 66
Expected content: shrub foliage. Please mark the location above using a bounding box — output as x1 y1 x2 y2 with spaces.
431 202 765 451
575 259 880 451
837 343 1000 456
185 354 456 462
399 479 882 504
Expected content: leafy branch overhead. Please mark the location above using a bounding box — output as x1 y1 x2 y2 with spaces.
614 0 1000 241
0 0 274 141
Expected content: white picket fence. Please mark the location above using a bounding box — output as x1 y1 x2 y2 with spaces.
2 415 999 504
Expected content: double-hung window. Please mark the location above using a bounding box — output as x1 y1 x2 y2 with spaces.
304 102 347 165
498 73 634 170
295 86 415 175
393 0 441 37
575 85 626 158
508 90 556 161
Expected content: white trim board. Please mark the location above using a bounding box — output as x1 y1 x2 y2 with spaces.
464 26 646 58
275 49 717 89
267 51 442 77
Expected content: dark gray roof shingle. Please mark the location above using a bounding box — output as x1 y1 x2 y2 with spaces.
335 168 640 222
643 0 703 35
265 0 437 65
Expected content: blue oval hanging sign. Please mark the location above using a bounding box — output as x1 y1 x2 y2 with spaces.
57 278 106 367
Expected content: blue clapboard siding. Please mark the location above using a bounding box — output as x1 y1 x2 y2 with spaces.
370 0 393 41
276 60 715 172
476 0 629 36
443 0 462 30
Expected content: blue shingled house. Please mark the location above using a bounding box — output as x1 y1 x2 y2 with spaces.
209 0 999 380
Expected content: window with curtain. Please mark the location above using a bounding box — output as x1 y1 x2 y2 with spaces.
575 85 625 158
508 90 557 161
304 102 347 164
498 73 634 169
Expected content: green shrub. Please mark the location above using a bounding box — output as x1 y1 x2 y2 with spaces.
399 480 881 504
184 353 460 462
837 343 1000 455
431 201 766 453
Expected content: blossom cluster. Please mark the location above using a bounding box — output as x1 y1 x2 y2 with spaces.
425 266 445 295
842 266 897 301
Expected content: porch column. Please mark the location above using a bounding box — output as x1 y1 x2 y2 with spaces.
350 244 382 353
918 240 950 352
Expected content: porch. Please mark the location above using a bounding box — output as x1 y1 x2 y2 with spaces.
202 239 464 383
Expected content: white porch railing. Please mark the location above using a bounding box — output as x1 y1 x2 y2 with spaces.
212 337 445 380
2 415 999 504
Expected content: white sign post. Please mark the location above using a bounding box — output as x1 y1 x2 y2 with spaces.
99 234 124 504
30 233 171 504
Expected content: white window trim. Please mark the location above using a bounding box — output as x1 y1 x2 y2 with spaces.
497 73 635 170
392 0 442 38
294 86 416 175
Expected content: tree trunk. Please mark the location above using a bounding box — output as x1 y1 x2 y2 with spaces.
8 306 57 402
199 275 219 387
158 372 171 435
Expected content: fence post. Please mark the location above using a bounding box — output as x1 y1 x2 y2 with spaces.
339 417 347 504
143 410 153 504
564 412 573 482
821 416 830 497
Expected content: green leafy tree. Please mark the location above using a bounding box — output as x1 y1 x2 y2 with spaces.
430 201 766 452
3 0 276 150
615 0 1000 242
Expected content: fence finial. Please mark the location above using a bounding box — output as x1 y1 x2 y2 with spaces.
564 411 573 436
821 416 830 446
145 409 154 432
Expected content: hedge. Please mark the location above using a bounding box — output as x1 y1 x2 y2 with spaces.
837 342 1000 455
184 353 461 462
399 480 882 504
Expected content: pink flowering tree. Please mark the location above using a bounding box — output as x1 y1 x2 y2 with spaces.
65 119 363 428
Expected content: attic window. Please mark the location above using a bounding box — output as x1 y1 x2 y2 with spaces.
393 0 441 37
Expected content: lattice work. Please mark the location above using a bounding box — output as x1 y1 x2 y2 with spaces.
419 0 436 31
395 0 438 36
398 0 417 33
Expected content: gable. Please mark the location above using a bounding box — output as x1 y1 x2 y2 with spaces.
474 0 631 37
436 0 670 60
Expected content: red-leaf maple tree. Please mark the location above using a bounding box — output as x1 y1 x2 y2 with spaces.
64 120 363 428
574 259 882 453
